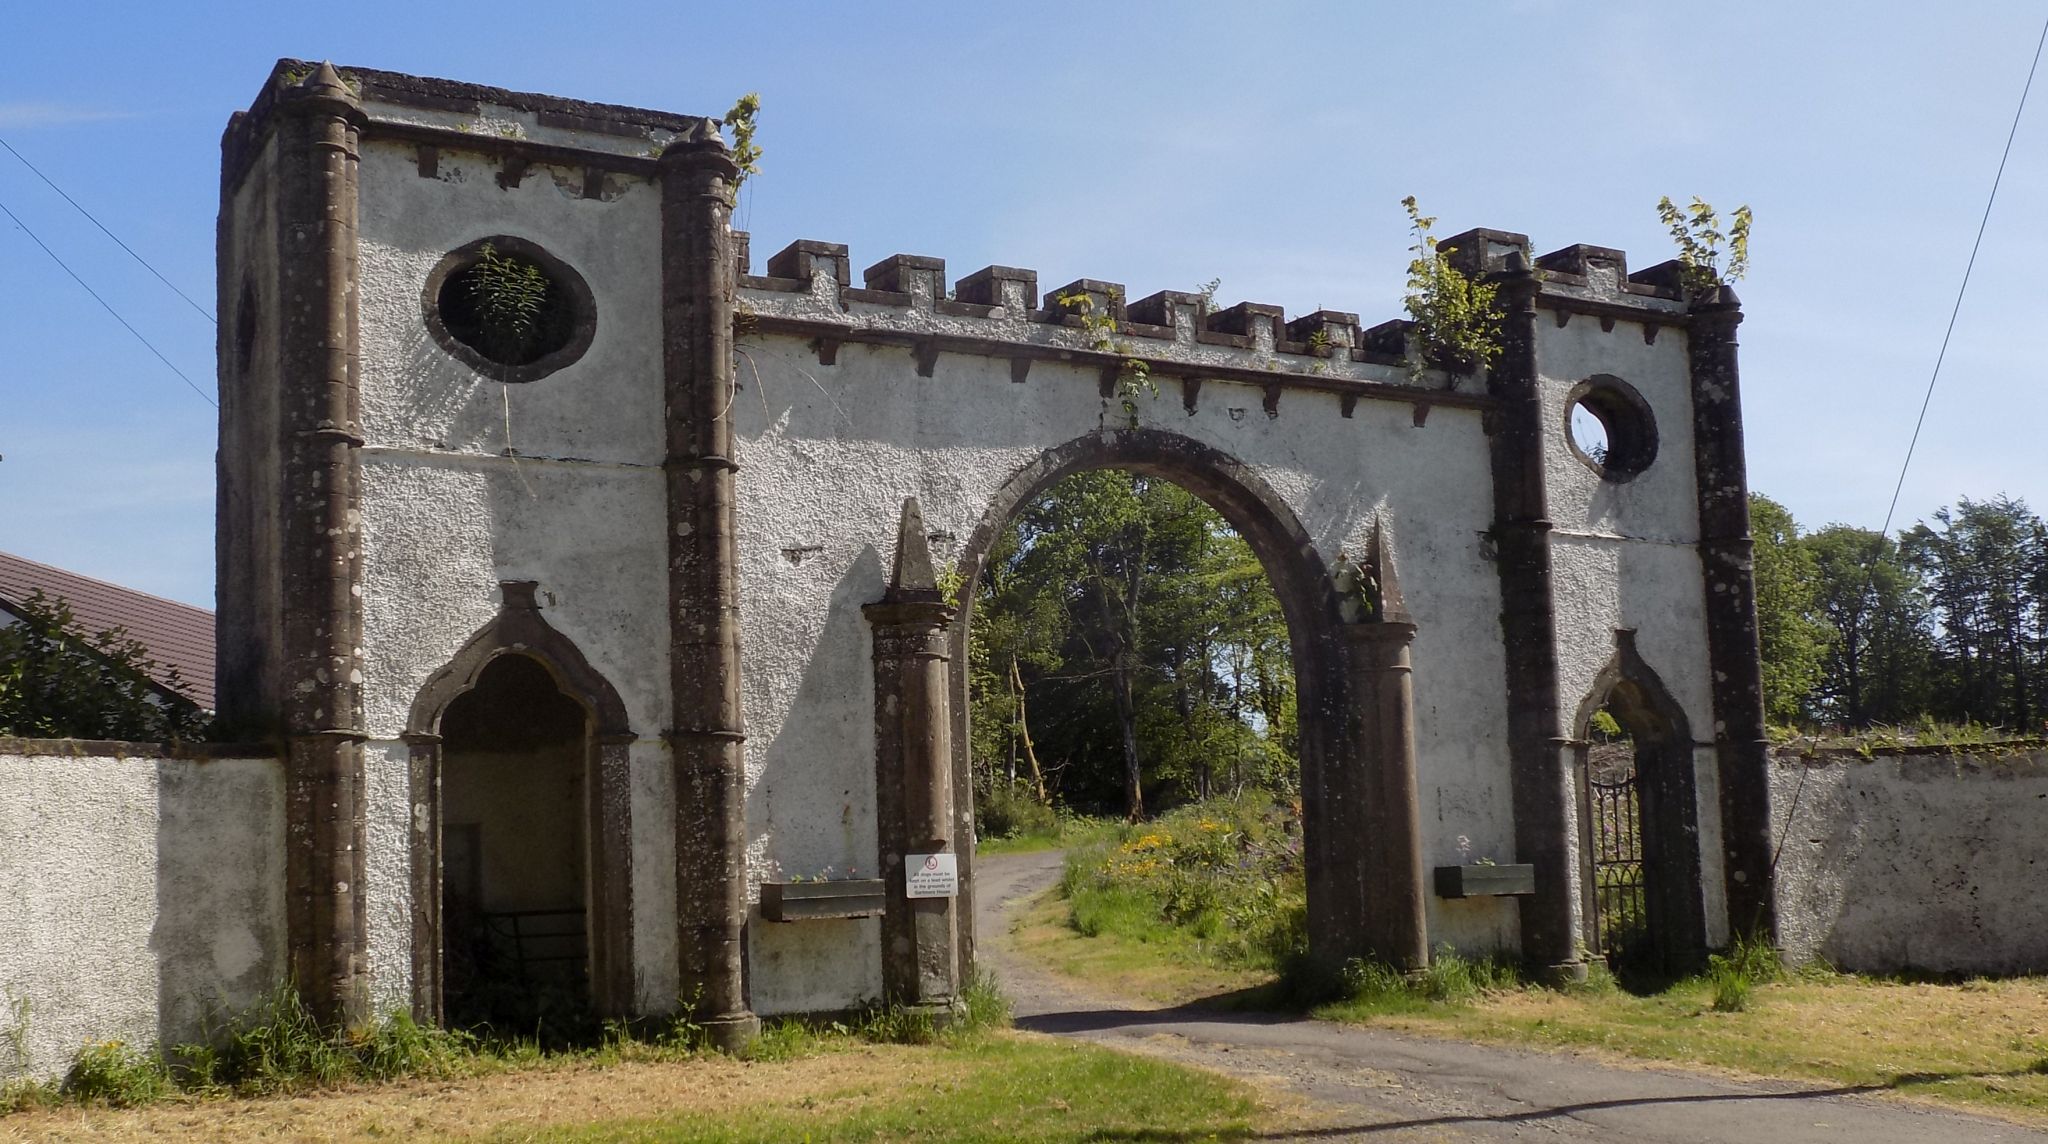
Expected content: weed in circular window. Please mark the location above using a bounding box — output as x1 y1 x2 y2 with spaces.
441 244 571 365
423 237 595 382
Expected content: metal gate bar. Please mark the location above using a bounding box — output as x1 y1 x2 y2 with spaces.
1587 766 1645 957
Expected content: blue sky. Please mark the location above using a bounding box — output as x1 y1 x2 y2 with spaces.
3 2 2045 608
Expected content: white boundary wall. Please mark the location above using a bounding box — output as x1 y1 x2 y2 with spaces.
0 744 283 1082
1771 748 2048 975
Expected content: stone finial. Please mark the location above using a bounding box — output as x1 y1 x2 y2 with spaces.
679 116 727 149
1365 523 1411 624
284 60 362 114
886 498 942 603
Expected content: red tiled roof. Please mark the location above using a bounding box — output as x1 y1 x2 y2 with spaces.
0 550 214 709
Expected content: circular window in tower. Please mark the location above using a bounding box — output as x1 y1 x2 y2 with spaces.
422 236 595 382
1564 375 1657 481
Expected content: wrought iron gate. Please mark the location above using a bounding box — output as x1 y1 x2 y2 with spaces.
1586 748 1645 957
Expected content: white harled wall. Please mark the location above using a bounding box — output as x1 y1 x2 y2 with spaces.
730 290 1520 978
0 749 283 1082
351 122 676 1011
1536 311 1727 948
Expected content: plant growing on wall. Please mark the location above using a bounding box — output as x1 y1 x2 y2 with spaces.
460 242 554 364
723 93 763 201
1656 196 1752 294
1399 196 1503 377
1055 289 1156 427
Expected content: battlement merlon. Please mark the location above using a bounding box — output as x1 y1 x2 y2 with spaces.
222 59 714 189
735 231 1695 412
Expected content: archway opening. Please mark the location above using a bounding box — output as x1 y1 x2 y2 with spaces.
966 465 1308 968
1576 670 1706 989
439 653 594 1034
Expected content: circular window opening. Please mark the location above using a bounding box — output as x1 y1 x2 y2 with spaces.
423 236 595 382
1564 376 1657 480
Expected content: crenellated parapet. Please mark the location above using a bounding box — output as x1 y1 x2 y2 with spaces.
734 229 1695 418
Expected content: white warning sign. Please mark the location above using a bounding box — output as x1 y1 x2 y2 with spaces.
905 852 958 899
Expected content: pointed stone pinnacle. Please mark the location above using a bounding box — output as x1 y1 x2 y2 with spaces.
1366 522 1411 624
298 61 358 104
887 497 940 600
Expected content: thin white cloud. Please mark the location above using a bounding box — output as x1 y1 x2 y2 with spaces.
0 103 129 129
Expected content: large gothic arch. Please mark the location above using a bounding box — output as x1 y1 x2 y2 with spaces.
948 428 1426 975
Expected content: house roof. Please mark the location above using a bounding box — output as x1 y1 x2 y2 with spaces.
0 550 214 710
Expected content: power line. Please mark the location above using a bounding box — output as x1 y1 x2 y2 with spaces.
1875 9 2048 540
0 134 216 325
0 193 217 408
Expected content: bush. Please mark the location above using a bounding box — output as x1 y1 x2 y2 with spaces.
1060 793 1306 970
977 780 1058 840
61 1040 169 1107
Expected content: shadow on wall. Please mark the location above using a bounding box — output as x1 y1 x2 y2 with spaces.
152 755 287 1051
744 544 888 1013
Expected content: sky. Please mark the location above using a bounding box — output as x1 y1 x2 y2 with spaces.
2 2 2045 609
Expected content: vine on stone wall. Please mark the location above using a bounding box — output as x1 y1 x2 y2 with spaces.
1055 289 1156 427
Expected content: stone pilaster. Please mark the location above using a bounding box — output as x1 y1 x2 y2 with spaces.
1486 253 1581 981
275 62 370 1029
1337 531 1428 973
659 123 758 1051
1688 286 1777 943
866 499 960 1009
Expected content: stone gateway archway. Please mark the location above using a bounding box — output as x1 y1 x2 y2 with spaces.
948 429 1427 976
214 61 1776 1036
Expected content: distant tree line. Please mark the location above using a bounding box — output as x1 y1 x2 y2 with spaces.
1753 492 2048 733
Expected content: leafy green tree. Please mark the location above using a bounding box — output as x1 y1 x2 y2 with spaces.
968 470 1296 822
1902 496 2047 728
1749 494 1827 725
0 589 208 741
1803 525 1935 726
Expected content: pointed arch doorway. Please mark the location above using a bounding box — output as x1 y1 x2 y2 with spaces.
405 582 636 1028
1572 630 1708 979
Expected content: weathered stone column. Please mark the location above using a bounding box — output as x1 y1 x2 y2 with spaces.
659 122 758 1050
1335 532 1428 973
1688 286 1777 944
1479 246 1582 982
275 62 370 1029
865 499 961 1009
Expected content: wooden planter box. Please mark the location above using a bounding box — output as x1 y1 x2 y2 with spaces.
1433 864 1537 899
760 879 886 922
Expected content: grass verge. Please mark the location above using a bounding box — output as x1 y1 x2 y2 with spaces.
1031 795 2048 1124
3 1033 1262 1143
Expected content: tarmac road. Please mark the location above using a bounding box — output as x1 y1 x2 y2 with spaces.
975 847 2048 1143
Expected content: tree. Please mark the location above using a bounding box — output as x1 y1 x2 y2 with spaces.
0 589 208 741
968 470 1296 821
1803 526 1935 726
1749 494 1827 725
1902 496 2047 728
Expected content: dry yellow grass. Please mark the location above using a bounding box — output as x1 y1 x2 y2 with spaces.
1363 972 2048 1119
0 1042 964 1143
